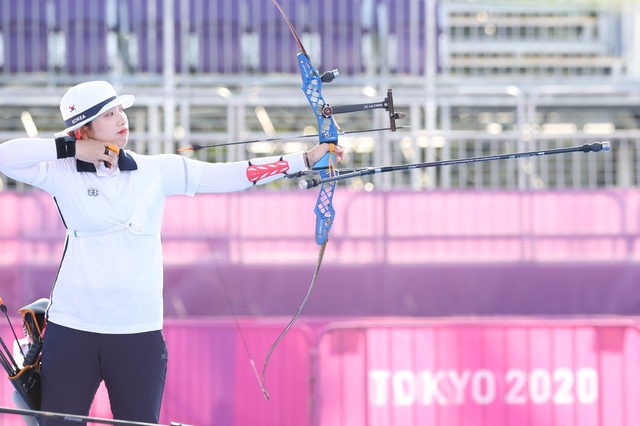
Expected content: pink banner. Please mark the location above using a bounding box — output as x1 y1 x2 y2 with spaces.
0 320 313 426
3 190 640 318
317 319 640 426
2 189 640 266
0 318 639 426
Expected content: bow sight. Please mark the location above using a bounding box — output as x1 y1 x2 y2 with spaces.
325 88 407 132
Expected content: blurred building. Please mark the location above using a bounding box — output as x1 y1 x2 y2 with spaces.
0 0 638 191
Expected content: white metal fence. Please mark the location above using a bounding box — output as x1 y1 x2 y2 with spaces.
0 84 632 191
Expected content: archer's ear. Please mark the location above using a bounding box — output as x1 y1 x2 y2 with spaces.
73 125 91 140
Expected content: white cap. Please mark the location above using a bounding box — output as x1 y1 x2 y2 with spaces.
58 81 134 136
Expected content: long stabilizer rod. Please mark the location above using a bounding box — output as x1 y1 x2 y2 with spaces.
0 405 191 426
299 141 611 189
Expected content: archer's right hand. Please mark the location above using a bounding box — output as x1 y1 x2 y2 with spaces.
75 139 120 169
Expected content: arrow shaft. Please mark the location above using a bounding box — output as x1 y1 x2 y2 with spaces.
178 127 408 151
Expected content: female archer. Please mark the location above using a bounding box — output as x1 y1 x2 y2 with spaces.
0 80 343 424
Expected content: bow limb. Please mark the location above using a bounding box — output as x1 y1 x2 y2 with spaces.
270 0 309 56
258 240 327 400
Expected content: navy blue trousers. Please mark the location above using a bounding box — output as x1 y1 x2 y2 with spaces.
40 322 168 425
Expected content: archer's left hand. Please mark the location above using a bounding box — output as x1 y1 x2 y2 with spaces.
306 143 345 167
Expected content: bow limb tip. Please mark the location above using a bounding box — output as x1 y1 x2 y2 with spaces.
248 358 270 400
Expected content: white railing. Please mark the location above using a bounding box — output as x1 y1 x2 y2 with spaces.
0 83 634 191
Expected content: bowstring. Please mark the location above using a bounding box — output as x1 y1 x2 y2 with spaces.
216 268 268 395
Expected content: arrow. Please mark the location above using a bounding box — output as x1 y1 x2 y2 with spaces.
177 126 409 152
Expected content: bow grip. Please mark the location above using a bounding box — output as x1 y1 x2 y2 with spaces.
312 143 336 171
313 152 331 169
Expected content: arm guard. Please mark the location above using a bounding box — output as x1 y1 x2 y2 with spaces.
246 157 290 184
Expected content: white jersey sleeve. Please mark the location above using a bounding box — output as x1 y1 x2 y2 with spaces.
153 152 307 196
0 138 58 192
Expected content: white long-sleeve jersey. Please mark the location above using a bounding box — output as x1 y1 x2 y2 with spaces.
0 138 307 333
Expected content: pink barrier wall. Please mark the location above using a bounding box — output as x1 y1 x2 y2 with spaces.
1 318 639 426
2 190 640 317
317 319 640 426
0 320 313 426
2 189 639 266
